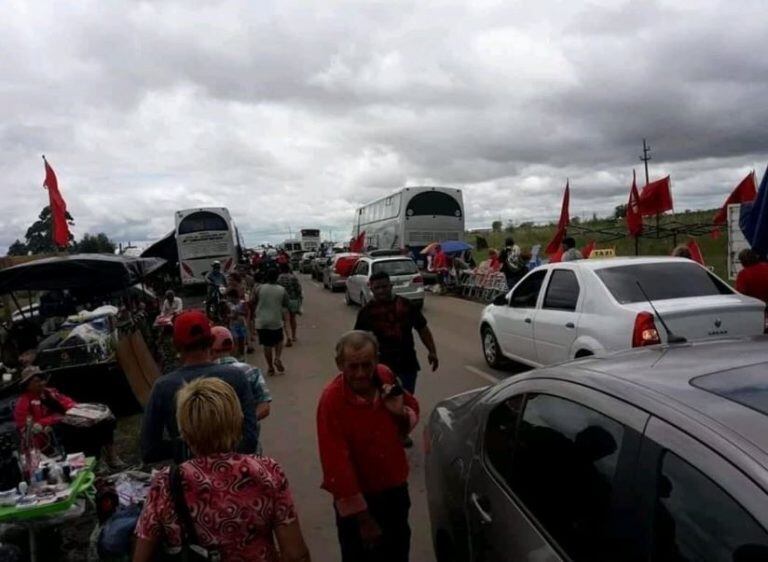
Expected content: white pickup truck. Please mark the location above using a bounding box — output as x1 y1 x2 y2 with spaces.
480 256 767 368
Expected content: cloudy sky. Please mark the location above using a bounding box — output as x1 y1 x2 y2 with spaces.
2 0 768 252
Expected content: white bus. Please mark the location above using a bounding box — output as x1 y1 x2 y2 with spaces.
282 239 302 253
175 207 241 285
300 229 321 251
352 186 465 251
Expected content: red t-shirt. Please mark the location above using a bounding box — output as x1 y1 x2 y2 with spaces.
317 364 419 516
736 262 768 304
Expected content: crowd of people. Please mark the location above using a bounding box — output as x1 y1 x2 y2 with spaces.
126 256 438 561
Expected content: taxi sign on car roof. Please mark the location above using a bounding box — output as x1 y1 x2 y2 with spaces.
589 248 616 259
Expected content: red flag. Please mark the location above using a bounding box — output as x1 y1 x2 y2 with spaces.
549 248 564 263
545 181 570 255
581 240 595 259
42 158 71 248
349 231 366 253
626 171 643 237
638 175 673 216
712 171 757 227
687 239 705 266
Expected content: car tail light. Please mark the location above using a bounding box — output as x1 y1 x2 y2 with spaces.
413 275 424 284
764 307 768 334
632 312 661 347
181 263 194 277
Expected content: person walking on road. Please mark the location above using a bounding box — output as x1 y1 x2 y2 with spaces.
499 237 524 289
354 271 438 396
317 330 419 562
277 262 303 346
134 377 310 562
253 267 290 376
140 310 258 463
211 326 272 454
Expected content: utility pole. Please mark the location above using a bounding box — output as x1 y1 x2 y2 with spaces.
639 138 651 185
639 139 659 237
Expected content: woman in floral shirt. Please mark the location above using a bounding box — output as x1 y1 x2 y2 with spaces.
133 378 310 562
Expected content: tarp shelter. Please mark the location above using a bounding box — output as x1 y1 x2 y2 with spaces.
0 254 165 413
0 254 166 294
141 230 177 264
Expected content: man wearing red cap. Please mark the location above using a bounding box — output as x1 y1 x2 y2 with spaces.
140 310 258 463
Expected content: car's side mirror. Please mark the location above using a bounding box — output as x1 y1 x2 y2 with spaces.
493 294 509 306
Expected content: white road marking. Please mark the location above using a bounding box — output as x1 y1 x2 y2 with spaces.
464 365 501 384
312 282 322 289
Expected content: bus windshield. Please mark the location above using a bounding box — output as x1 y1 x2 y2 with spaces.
178 211 229 234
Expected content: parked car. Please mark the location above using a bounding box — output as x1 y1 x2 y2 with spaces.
480 256 766 369
345 253 424 307
323 252 362 292
312 249 343 281
299 252 316 274
426 336 768 562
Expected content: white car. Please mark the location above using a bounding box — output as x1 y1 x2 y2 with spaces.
345 253 425 308
480 256 767 368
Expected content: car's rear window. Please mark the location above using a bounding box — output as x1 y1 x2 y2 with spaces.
372 259 418 276
691 364 768 416
595 262 733 304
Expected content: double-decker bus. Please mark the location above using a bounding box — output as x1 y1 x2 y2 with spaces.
175 207 241 285
300 229 321 251
352 186 465 251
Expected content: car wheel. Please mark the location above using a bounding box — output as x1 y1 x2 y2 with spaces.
482 326 503 368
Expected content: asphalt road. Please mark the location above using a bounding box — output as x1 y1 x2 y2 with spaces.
256 276 520 561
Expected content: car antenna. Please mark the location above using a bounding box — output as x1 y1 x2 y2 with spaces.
636 281 687 344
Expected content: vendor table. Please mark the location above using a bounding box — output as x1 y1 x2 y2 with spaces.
0 457 96 562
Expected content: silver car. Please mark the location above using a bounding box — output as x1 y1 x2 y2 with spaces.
426 336 768 562
323 252 362 292
345 254 425 308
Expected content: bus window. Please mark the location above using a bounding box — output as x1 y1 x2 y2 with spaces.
405 192 462 217
178 211 229 234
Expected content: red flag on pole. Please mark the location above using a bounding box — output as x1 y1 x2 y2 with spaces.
687 239 705 266
581 240 595 259
712 171 757 229
349 231 366 253
626 171 643 237
638 175 673 216
545 181 570 255
42 157 71 248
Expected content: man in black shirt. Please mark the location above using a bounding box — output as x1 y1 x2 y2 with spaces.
354 271 439 397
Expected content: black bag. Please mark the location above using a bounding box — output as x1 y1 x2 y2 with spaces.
168 464 221 562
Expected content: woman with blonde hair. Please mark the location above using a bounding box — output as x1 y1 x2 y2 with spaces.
133 378 310 562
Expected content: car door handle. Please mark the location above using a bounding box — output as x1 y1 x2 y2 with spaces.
470 492 493 525
524 318 532 324
565 322 575 328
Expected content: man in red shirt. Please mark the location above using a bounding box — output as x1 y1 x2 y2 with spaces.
317 330 419 562
736 249 768 303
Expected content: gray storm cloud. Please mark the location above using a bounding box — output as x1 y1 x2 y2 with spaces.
1 0 767 251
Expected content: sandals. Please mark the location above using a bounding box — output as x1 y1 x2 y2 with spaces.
285 339 293 347
274 358 285 374
267 368 276 377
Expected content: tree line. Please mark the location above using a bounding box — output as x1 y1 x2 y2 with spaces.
6 206 117 256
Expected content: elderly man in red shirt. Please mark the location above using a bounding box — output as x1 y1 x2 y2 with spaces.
736 249 768 303
317 330 419 562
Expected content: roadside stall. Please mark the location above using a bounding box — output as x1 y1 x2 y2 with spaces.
0 255 164 560
0 254 166 414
